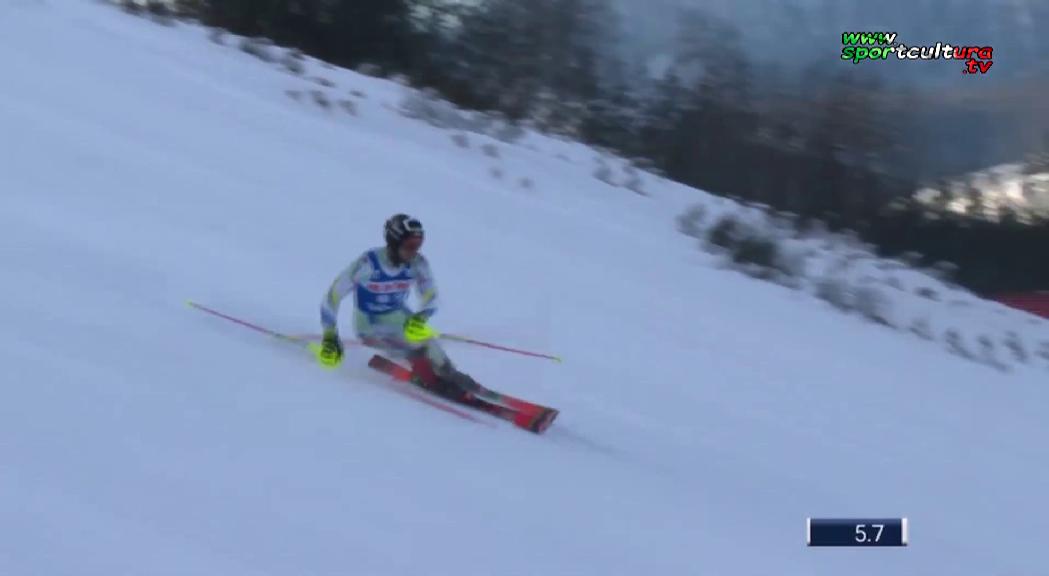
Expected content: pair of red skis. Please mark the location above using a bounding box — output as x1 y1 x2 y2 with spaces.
187 301 558 434
366 354 558 434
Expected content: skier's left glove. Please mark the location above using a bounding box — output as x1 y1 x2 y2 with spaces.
403 313 438 343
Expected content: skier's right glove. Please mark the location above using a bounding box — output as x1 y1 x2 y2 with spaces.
317 329 344 368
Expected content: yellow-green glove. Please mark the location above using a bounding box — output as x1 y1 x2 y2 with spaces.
403 315 438 343
317 329 344 367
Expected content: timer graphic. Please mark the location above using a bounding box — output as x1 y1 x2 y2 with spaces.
806 518 908 547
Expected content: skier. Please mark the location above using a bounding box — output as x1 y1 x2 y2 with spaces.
316 214 481 402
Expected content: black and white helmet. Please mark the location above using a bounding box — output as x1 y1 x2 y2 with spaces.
384 213 424 249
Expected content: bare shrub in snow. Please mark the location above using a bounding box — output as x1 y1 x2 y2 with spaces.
1037 341 1049 364
775 247 808 280
910 318 934 340
145 1 175 25
481 143 500 159
350 90 367 99
732 236 781 274
171 0 204 19
876 260 904 271
978 335 1008 371
800 217 828 239
916 287 939 301
310 90 331 111
494 122 525 143
854 286 892 326
901 251 925 266
816 276 853 311
977 333 993 353
240 37 276 63
401 90 469 130
469 112 494 133
451 133 470 149
707 216 741 251
594 162 616 186
623 168 645 196
930 261 959 282
1003 331 1028 363
120 0 142 14
312 76 335 88
338 100 357 116
676 205 707 240
774 274 804 291
281 50 305 75
945 329 974 359
633 157 667 177
356 63 383 77
631 157 659 174
208 28 226 45
400 92 524 143
768 211 798 235
706 215 803 280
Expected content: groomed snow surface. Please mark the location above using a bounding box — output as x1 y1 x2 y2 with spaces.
2 3 1047 575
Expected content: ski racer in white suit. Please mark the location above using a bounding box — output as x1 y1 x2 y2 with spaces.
317 214 480 400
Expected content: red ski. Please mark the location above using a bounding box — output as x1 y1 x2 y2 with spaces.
368 355 559 434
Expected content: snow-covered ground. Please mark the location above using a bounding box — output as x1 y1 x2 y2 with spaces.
2 3 1047 575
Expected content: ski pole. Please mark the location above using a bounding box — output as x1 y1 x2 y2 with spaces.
440 333 562 363
187 301 360 368
187 301 310 349
292 329 561 362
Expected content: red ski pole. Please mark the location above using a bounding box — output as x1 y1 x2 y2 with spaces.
293 330 560 362
439 333 562 363
187 301 308 346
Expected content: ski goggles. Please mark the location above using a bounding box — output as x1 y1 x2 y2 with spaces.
401 235 423 252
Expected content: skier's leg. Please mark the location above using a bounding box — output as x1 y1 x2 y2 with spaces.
355 310 448 384
353 309 415 358
404 342 483 402
356 310 480 401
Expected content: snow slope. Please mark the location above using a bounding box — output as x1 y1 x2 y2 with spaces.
2 3 1047 575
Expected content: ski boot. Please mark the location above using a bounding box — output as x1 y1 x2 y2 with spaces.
407 353 478 404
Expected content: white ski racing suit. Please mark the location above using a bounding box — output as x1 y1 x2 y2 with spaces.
320 246 451 369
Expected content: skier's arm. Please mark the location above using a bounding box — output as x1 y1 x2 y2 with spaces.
412 255 440 320
320 255 370 333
